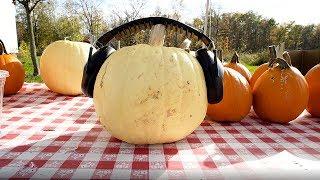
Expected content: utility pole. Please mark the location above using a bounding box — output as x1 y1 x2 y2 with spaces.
209 2 212 39
204 0 210 36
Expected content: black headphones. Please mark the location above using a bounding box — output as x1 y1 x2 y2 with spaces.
81 17 224 104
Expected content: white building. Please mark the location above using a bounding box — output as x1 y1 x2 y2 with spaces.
0 0 18 53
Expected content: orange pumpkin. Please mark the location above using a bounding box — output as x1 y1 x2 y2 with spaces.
224 52 251 82
305 64 320 117
253 58 309 123
250 46 277 88
250 63 269 88
0 40 25 95
207 68 252 122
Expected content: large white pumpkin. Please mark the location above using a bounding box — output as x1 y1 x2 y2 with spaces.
93 25 207 144
40 40 94 95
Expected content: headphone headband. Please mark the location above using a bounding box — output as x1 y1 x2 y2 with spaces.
95 17 215 50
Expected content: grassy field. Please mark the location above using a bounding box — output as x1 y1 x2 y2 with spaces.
245 64 258 73
19 56 43 83
20 55 259 83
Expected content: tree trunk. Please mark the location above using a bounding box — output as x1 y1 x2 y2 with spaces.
26 10 39 76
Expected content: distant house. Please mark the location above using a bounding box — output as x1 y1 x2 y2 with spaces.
0 0 18 53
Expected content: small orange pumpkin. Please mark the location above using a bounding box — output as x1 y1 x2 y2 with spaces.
207 68 252 122
305 64 320 117
224 52 251 82
0 40 25 95
253 56 309 123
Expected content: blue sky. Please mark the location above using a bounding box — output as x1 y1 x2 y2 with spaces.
104 0 320 25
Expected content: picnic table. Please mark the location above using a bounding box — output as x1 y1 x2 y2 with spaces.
0 83 319 179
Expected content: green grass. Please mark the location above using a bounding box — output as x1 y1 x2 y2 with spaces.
19 55 43 83
222 52 260 74
245 64 258 74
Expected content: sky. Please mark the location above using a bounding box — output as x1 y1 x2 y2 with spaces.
1 0 318 53
104 0 320 25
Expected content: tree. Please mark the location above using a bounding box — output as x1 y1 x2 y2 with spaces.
301 25 315 49
192 18 204 30
110 0 148 26
311 25 320 49
13 0 46 76
256 18 276 50
32 0 56 53
287 24 303 49
56 0 86 41
54 17 84 42
69 0 107 42
108 0 148 47
169 0 184 20
153 6 166 17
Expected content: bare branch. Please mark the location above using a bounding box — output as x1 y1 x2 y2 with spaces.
70 0 105 38
15 0 28 7
110 0 147 25
30 0 45 11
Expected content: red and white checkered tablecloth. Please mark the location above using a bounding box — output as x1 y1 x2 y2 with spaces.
0 83 319 179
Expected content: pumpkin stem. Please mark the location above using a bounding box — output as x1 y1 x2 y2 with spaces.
268 45 277 67
180 38 191 51
149 24 166 46
268 45 277 59
275 58 290 70
0 39 8 54
230 52 239 63
282 51 292 66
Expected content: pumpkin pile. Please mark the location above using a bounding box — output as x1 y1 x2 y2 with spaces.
0 39 25 95
40 40 94 95
207 44 314 124
5 15 316 145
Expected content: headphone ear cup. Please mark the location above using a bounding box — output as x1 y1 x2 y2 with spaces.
82 46 116 97
196 48 224 104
